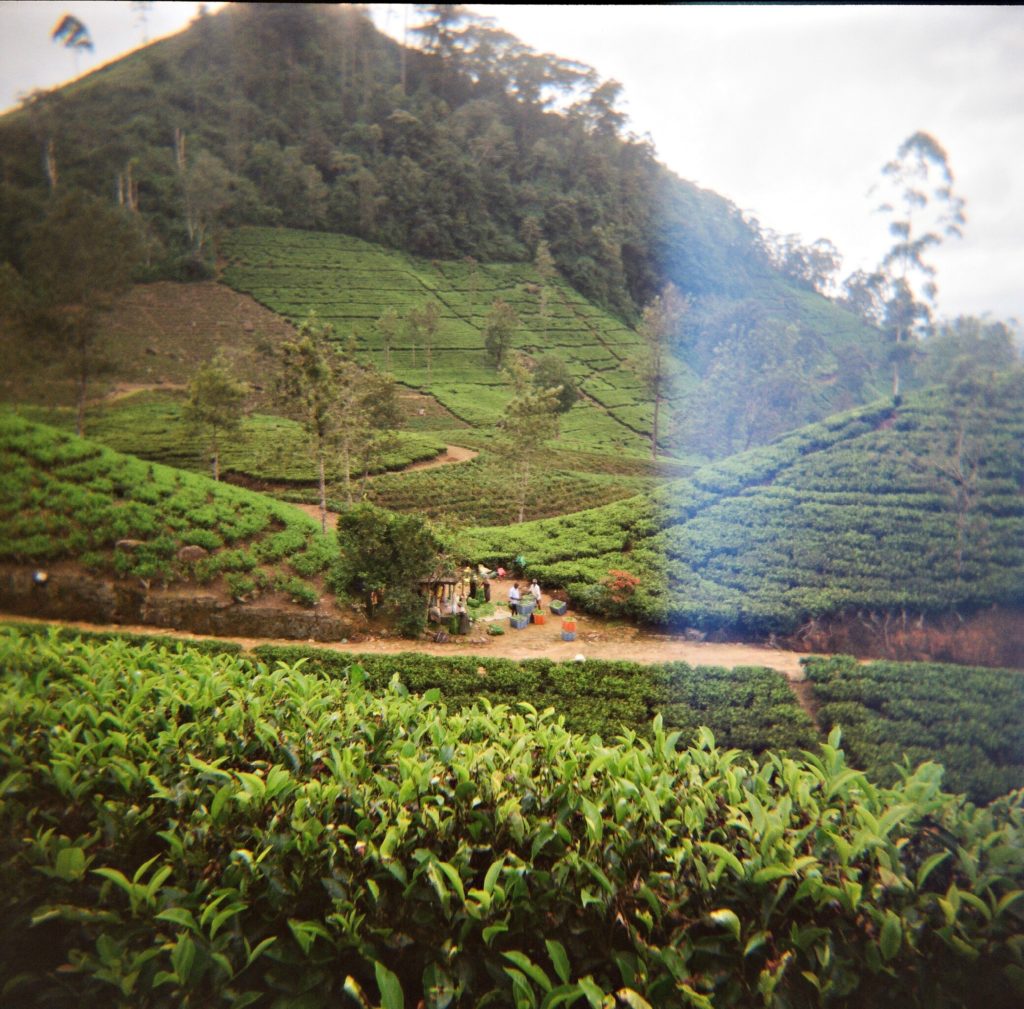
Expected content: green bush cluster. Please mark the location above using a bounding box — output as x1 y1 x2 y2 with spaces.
804 655 1024 805
2 628 1023 1008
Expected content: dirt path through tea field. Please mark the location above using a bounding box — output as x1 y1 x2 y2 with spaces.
1 608 814 681
403 444 478 471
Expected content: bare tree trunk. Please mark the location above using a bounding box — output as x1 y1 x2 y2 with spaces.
651 394 660 459
76 374 87 437
75 335 88 437
212 431 221 482
342 441 352 507
517 458 529 524
400 5 408 93
317 444 327 534
44 138 58 193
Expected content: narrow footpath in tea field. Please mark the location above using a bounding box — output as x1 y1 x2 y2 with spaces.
402 444 479 471
291 444 479 531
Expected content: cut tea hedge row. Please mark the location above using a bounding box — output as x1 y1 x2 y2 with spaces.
220 227 670 455
359 455 652 525
21 393 448 483
2 628 1023 1009
804 655 1024 805
251 645 817 753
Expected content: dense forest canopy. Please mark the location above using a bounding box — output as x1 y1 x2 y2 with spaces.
0 4 858 313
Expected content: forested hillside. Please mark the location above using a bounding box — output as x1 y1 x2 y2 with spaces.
0 1 885 433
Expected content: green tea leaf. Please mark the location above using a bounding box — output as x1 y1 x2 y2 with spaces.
54 846 86 881
375 961 405 1009
545 939 571 985
504 951 553 993
880 911 902 961
916 851 951 889
708 908 741 942
171 933 196 985
615 989 653 1009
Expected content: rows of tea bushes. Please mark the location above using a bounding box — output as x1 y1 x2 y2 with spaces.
2 627 1023 1008
804 655 1024 805
220 227 666 455
0 620 245 657
467 376 1024 633
361 455 653 525
36 392 449 483
0 412 336 594
252 645 817 752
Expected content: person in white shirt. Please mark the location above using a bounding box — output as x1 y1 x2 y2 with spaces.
508 582 521 615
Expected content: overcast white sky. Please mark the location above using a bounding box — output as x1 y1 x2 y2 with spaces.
3 2 1022 324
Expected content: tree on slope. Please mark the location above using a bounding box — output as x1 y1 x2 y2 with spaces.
498 355 560 523
406 300 441 377
23 190 145 435
184 354 249 481
483 297 518 370
278 316 403 529
531 353 578 435
873 131 966 398
635 283 688 459
278 316 339 533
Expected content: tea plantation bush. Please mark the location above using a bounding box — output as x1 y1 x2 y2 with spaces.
804 655 1024 805
0 412 337 593
220 227 661 455
2 628 1023 1008
252 646 817 752
27 393 448 483
358 456 653 527
467 377 1024 634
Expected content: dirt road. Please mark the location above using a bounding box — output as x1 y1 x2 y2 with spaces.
1 605 813 681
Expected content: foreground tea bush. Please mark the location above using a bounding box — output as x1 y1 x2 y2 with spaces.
252 646 817 754
2 629 1023 1008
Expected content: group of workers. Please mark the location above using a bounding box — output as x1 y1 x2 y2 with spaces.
508 579 542 616
425 567 545 636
